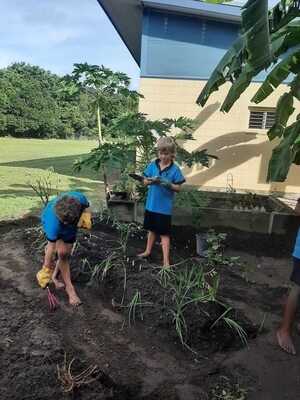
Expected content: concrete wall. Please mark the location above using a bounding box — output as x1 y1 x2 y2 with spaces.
139 77 300 195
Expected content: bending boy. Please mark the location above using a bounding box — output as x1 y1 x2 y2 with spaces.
41 191 90 306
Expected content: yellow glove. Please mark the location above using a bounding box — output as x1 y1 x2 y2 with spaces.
77 212 92 229
36 266 53 289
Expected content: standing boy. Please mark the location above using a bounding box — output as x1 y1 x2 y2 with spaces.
277 197 300 354
138 137 185 267
39 191 90 306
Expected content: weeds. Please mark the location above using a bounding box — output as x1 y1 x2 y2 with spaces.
57 353 100 394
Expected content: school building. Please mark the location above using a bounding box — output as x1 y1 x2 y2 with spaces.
97 0 300 195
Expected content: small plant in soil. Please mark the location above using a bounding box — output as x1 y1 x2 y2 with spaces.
211 379 253 400
205 229 239 267
57 352 100 394
114 219 137 257
127 290 144 327
211 305 248 347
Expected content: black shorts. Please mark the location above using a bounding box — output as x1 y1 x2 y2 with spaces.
290 257 300 285
143 210 171 235
47 236 76 244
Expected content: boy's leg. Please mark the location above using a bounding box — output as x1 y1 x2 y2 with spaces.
277 285 300 355
51 260 65 290
56 239 81 306
161 235 170 267
138 231 155 257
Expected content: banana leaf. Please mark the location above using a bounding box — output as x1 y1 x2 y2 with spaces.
267 118 300 181
251 50 300 103
267 93 294 140
270 0 300 32
196 35 245 107
198 0 273 111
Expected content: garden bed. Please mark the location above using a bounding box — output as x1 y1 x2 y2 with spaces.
0 215 299 399
109 191 298 235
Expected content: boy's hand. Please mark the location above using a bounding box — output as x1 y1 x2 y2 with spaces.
77 212 92 229
146 176 160 185
151 176 160 185
36 266 53 289
160 179 172 190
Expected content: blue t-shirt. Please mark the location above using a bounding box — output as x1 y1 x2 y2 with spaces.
41 191 90 242
144 160 185 215
293 227 300 259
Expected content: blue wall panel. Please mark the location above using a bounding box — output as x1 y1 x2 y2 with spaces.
141 9 240 80
141 9 295 83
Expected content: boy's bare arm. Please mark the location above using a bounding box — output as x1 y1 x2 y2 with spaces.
295 199 300 216
172 183 182 193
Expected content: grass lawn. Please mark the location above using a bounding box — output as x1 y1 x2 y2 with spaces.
0 137 106 220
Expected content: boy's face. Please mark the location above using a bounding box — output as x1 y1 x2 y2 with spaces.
158 151 173 164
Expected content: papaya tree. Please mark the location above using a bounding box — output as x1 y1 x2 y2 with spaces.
198 0 300 182
63 63 141 197
74 112 217 203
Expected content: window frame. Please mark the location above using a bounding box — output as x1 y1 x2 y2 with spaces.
248 107 276 131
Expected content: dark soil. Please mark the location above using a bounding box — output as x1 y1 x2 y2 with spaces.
1 215 300 400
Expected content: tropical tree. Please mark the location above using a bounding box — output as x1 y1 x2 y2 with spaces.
64 63 141 197
74 112 217 202
197 0 300 182
62 63 140 145
0 62 93 138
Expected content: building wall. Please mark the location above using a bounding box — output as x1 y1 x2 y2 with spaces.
139 77 300 195
141 9 278 82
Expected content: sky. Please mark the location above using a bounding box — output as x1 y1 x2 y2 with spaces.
0 0 280 90
0 0 140 88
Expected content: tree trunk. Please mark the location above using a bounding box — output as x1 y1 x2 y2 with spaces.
97 106 102 145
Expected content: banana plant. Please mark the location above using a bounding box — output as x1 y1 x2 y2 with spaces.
197 0 300 182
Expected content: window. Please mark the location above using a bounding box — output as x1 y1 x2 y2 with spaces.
248 109 275 130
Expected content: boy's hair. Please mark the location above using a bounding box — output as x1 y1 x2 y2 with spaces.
156 137 176 155
54 195 82 224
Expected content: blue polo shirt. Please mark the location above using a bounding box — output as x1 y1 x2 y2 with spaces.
41 191 90 242
144 160 185 215
293 228 300 259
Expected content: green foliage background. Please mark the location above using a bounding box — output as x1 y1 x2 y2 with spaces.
0 62 96 139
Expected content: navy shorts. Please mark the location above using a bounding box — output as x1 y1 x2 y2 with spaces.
290 257 300 285
143 209 171 235
47 236 76 244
